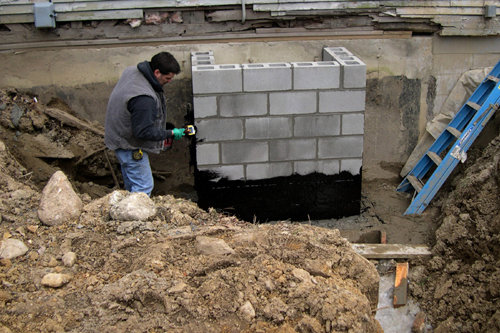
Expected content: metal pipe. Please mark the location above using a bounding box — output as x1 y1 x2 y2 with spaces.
241 0 246 24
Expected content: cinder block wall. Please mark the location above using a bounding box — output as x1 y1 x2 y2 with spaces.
191 47 366 182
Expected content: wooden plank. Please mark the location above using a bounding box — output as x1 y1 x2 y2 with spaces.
407 175 423 193
0 4 33 15
396 7 484 16
254 2 382 12
0 0 496 7
0 29 413 51
446 127 462 139
394 262 409 308
208 9 272 22
0 14 33 24
43 108 104 136
351 244 431 259
56 9 143 22
427 151 442 166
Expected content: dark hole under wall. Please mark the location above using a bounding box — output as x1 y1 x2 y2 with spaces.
195 170 362 222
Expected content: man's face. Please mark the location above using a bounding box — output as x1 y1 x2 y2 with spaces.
154 69 175 86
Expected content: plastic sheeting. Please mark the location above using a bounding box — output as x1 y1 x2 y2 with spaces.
400 67 493 177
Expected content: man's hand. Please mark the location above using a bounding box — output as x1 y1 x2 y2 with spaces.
172 128 185 140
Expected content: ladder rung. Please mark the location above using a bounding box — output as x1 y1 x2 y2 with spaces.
446 127 462 138
407 175 423 193
466 101 481 111
427 151 442 166
487 75 500 83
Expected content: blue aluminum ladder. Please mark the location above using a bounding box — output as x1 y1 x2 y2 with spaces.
397 59 500 215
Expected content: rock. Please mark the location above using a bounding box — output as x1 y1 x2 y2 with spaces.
62 252 76 267
109 192 156 221
37 171 83 226
292 268 312 283
108 190 127 206
41 273 71 288
26 225 38 233
412 311 427 333
168 281 188 294
196 236 235 256
0 239 28 259
239 301 256 322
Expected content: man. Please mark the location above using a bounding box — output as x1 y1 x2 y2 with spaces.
105 52 185 196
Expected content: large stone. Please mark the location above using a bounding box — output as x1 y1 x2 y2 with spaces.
37 171 83 226
0 239 28 259
109 192 157 221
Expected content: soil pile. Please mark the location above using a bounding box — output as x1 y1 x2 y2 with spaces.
0 88 383 332
411 134 500 332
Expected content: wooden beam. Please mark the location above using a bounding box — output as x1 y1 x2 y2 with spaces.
56 9 143 22
396 7 485 16
0 14 33 25
43 108 104 136
394 262 409 308
208 9 272 22
351 244 431 259
0 29 412 51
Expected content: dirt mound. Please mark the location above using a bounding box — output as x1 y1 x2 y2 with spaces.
0 87 115 198
411 135 500 332
0 88 383 333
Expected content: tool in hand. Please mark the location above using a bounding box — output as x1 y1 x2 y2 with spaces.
185 125 196 135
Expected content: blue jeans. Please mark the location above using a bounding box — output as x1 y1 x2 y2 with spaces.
114 149 154 196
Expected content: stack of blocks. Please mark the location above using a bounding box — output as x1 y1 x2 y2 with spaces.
191 47 366 182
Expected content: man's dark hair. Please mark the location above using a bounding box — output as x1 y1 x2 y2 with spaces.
150 52 181 75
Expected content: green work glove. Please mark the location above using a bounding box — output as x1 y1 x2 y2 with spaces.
172 128 185 140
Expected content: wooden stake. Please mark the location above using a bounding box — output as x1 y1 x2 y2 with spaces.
394 262 409 308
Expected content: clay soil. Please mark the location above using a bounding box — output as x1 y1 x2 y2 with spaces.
0 88 499 332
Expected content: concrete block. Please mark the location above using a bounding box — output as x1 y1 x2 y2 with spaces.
196 143 219 165
191 51 213 57
294 160 340 176
270 91 316 115
221 141 269 164
198 165 245 181
322 47 353 61
342 113 365 135
318 136 363 159
319 90 365 113
220 93 267 117
242 63 292 92
195 118 243 142
193 96 217 118
191 56 215 66
341 159 362 175
246 117 292 139
294 115 340 137
270 139 316 161
246 162 293 180
191 51 215 66
192 64 242 94
292 62 340 90
335 55 366 88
